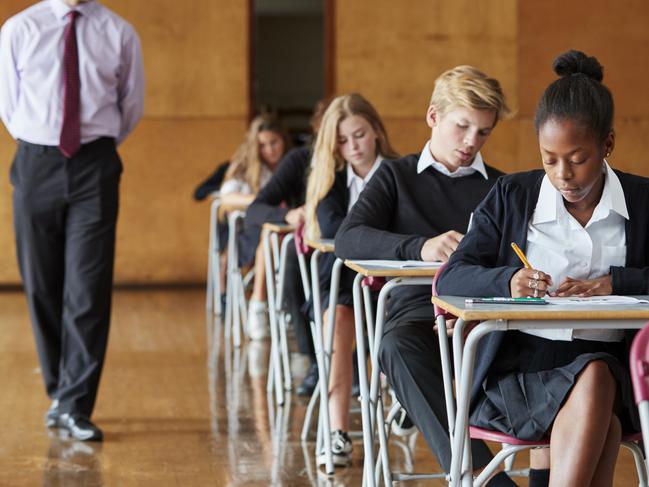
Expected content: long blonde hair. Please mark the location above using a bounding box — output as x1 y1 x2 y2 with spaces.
305 94 398 239
224 114 289 193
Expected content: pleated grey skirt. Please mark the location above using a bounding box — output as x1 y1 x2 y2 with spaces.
470 331 639 441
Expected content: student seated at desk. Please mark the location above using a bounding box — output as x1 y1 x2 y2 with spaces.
304 93 398 467
244 101 327 391
212 114 289 339
438 50 649 487
335 67 514 485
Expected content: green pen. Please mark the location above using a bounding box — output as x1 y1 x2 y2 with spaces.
465 297 549 305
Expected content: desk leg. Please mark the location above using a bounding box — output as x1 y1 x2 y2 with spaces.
353 273 375 487
310 250 334 474
277 234 294 391
450 321 500 487
263 230 283 406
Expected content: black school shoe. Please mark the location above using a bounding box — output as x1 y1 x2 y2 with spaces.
296 362 318 396
57 414 103 442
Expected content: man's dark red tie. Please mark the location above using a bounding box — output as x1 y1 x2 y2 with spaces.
59 11 81 158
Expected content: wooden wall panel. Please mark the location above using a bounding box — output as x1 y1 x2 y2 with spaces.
115 119 246 283
335 0 518 119
103 0 249 118
517 0 649 176
336 0 649 177
335 0 519 174
0 1 249 284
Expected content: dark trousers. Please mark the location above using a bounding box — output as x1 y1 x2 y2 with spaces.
282 244 314 361
10 138 121 417
379 320 493 472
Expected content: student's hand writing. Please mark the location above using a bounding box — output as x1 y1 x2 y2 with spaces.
553 275 612 297
420 231 463 262
284 206 305 226
510 268 553 298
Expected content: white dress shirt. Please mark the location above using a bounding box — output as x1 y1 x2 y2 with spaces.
416 141 488 179
220 164 273 196
524 162 628 342
0 0 144 145
346 155 383 211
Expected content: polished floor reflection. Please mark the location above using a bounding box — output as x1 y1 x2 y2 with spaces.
0 289 640 486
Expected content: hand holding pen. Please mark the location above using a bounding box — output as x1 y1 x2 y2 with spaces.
509 242 553 298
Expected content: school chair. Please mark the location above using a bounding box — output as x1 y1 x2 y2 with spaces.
434 273 649 487
630 323 649 469
206 192 223 315
262 222 295 407
224 210 253 348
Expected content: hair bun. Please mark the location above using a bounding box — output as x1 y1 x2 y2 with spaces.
553 50 603 82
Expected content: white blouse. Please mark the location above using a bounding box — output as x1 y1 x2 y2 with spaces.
220 164 273 196
524 162 629 342
346 156 383 211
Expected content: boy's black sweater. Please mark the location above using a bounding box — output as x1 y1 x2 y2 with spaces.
335 153 504 328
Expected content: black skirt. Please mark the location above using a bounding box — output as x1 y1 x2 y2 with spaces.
470 331 639 441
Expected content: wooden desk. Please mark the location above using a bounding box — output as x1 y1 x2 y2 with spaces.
262 222 295 234
345 259 441 277
304 237 335 254
432 295 649 487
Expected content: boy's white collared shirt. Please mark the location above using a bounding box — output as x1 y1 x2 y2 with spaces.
524 162 628 342
416 141 488 179
346 155 383 211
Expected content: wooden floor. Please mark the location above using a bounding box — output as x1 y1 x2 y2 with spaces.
0 288 642 486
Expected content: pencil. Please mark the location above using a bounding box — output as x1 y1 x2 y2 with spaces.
510 242 532 269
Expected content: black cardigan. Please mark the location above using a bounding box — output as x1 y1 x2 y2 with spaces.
315 169 354 297
244 146 311 228
437 169 649 406
193 161 230 201
238 146 310 265
335 153 504 327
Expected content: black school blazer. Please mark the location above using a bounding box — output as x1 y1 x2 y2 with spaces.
437 169 649 407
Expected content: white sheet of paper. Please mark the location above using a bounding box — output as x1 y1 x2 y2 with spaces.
350 260 443 269
545 296 649 306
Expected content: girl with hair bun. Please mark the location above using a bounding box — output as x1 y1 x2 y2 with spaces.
439 50 649 486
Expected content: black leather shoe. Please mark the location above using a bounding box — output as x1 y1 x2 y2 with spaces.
45 399 60 428
57 414 103 442
296 362 318 397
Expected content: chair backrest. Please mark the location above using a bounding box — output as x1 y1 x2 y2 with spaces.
293 221 312 257
630 323 649 403
431 262 455 319
362 275 385 291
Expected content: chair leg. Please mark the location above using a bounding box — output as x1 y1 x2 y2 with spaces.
301 381 320 441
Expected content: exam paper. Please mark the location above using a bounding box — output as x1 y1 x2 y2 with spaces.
350 260 443 269
545 296 649 306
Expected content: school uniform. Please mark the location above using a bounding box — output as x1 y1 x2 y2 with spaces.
193 161 230 201
335 143 504 471
244 146 313 359
221 164 274 266
310 156 383 317
438 164 649 440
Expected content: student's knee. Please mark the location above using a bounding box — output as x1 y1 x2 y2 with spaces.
378 329 404 374
579 360 616 395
